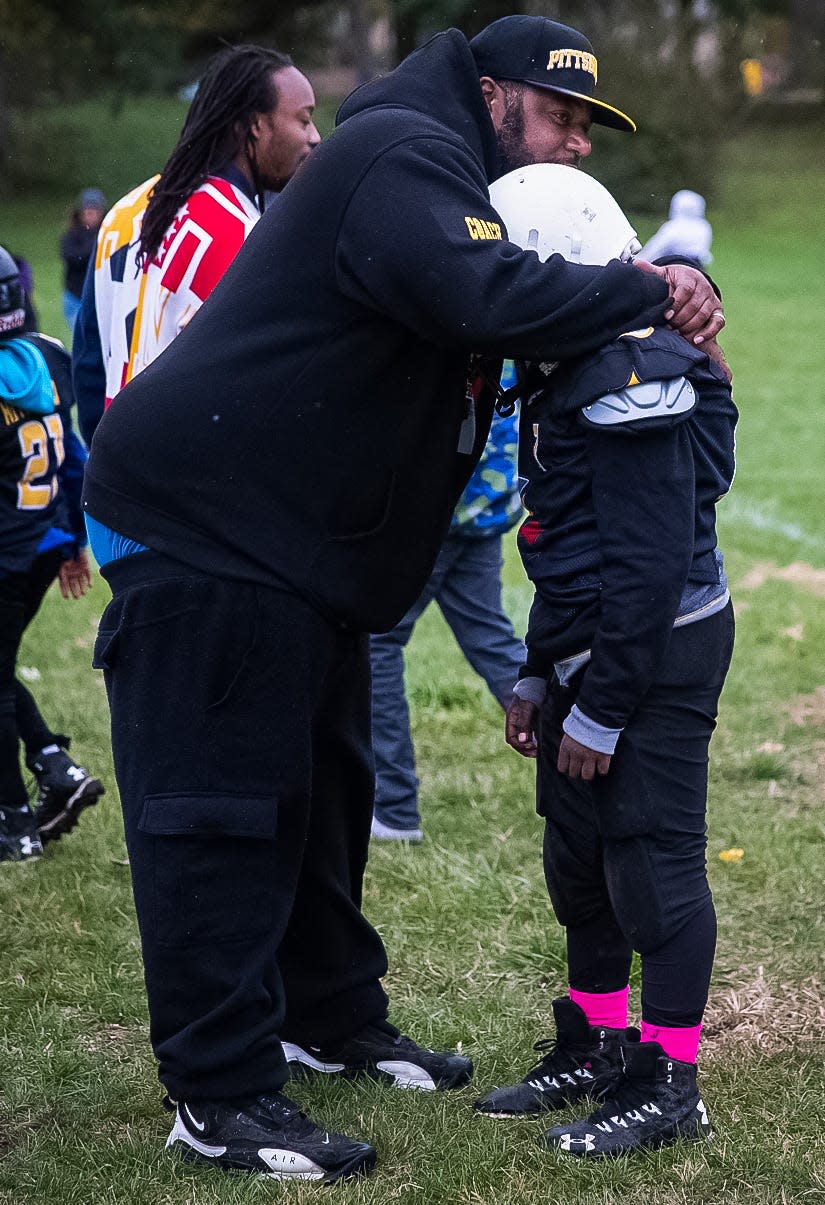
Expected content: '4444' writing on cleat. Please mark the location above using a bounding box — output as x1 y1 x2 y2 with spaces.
474 996 629 1117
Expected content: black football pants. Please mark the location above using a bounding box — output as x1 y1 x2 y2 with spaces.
538 602 734 1028
0 548 66 807
95 553 389 1101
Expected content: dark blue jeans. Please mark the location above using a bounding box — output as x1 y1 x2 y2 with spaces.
370 530 524 830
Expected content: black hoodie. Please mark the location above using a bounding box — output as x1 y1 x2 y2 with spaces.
82 29 668 632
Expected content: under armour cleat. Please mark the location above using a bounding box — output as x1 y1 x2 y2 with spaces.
545 1038 713 1158
0 802 43 862
30 748 105 843
474 996 628 1117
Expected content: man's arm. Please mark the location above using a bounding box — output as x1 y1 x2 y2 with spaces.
335 137 671 363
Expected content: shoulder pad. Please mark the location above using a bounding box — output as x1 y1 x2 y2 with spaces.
580 375 696 430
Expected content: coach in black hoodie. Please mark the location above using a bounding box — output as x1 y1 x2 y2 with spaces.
82 16 725 1178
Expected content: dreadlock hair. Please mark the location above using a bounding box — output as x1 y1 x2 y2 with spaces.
138 44 293 264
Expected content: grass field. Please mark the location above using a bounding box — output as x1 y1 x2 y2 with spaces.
1 114 824 1204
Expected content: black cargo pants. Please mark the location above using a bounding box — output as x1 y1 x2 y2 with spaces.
95 552 389 1101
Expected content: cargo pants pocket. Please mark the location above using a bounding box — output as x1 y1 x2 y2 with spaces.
138 793 278 947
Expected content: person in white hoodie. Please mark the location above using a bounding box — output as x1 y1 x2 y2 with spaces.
641 189 713 269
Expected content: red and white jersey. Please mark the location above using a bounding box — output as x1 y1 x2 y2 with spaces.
93 175 260 407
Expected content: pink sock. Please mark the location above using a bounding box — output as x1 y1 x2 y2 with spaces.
640 1021 702 1064
568 986 630 1030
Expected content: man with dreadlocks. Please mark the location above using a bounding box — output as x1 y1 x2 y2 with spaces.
72 44 319 447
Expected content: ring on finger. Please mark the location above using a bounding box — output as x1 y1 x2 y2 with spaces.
712 309 725 322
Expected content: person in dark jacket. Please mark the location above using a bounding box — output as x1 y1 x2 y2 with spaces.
81 15 726 1181
0 246 104 862
471 164 735 1159
59 189 107 332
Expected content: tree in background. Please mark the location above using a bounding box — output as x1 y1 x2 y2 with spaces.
2 0 821 208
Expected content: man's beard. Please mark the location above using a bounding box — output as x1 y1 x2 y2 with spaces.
495 93 532 175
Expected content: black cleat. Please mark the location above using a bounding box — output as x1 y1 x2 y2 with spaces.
29 748 105 844
165 1091 377 1182
283 1019 473 1091
0 802 43 862
545 1038 713 1158
474 997 629 1117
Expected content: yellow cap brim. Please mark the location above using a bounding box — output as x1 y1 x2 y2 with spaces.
528 83 636 133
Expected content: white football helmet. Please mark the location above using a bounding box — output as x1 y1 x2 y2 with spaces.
488 163 640 266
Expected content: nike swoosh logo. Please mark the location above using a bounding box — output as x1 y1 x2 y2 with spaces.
183 1104 207 1133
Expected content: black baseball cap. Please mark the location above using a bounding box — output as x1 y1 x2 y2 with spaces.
469 15 635 133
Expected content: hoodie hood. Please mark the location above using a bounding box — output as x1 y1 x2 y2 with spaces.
0 337 55 415
337 29 500 182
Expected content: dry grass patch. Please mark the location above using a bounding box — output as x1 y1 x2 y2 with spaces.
704 968 825 1052
74 1022 146 1059
787 685 825 728
736 561 825 599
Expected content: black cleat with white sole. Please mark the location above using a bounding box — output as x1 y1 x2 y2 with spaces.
283 1019 473 1091
165 1091 376 1181
474 997 628 1117
29 748 105 844
545 1038 713 1159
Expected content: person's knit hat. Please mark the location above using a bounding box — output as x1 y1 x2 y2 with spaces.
77 187 107 212
470 15 635 133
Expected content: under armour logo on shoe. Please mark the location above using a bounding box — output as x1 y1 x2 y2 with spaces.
559 1132 595 1153
697 1099 710 1128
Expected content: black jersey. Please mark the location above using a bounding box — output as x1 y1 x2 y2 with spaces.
0 333 86 576
517 325 737 732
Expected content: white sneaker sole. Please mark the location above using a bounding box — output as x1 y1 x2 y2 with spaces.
167 1114 326 1180
282 1042 437 1090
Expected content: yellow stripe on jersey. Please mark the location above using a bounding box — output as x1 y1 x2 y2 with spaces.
96 176 159 269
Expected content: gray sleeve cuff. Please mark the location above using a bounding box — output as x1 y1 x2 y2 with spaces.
513 676 547 707
562 705 622 755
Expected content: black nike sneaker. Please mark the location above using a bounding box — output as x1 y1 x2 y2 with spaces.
283 1019 473 1090
0 802 43 862
474 997 629 1117
165 1091 376 1181
545 1038 713 1158
29 748 105 844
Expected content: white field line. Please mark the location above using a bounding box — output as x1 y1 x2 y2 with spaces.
720 494 825 559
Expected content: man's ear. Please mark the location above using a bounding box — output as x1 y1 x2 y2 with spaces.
479 76 504 126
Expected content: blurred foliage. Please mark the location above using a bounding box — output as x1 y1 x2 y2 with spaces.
581 46 730 213
1 0 819 203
